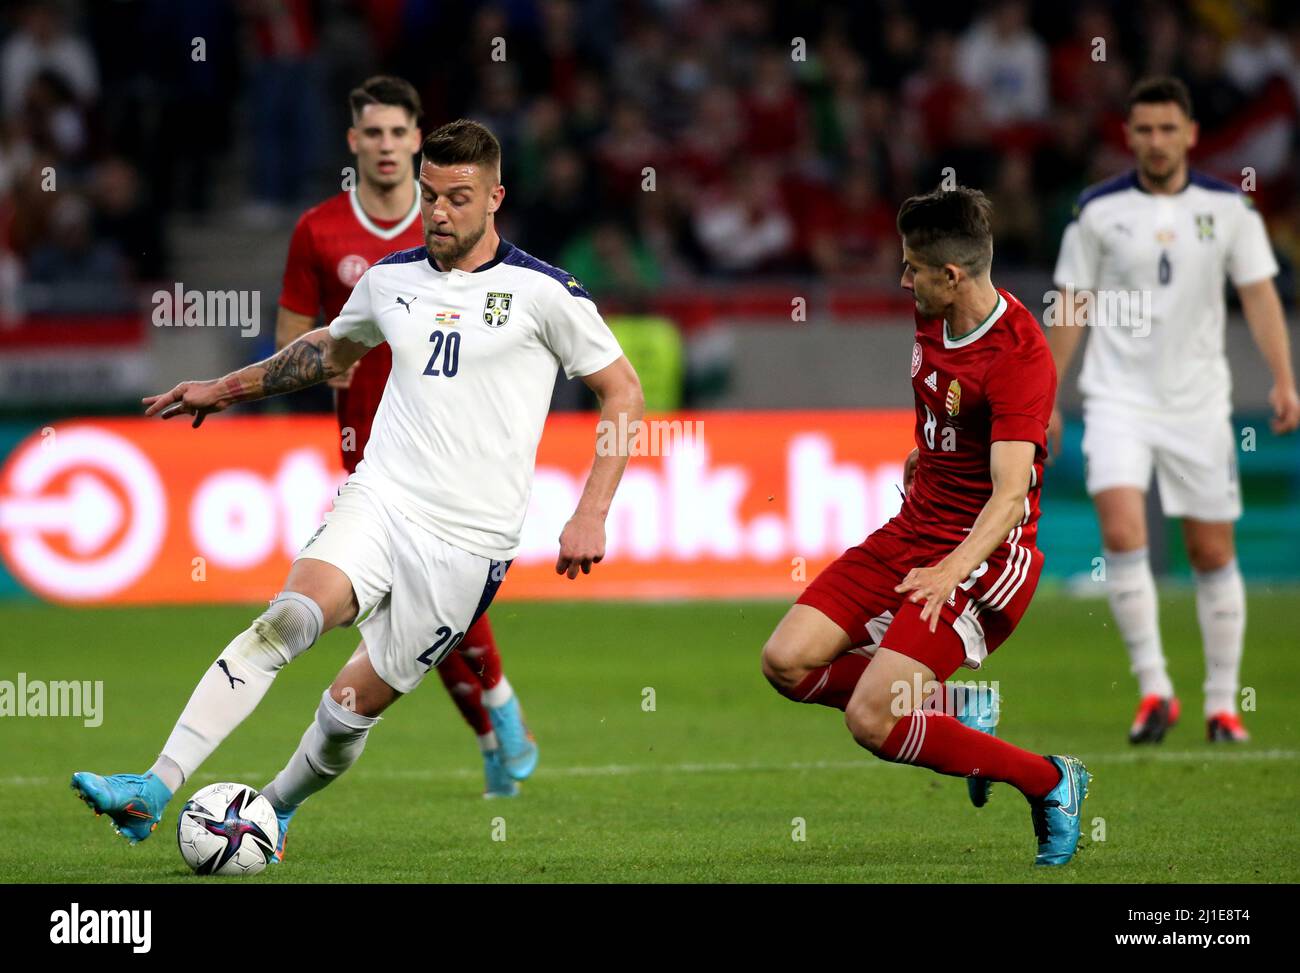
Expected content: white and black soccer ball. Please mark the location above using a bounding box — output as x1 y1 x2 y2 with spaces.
176 782 279 876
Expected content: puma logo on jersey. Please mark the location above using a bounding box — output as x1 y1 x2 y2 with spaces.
395 296 417 313
216 660 245 689
924 371 938 391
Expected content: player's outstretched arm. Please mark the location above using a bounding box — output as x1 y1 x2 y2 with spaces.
142 328 371 428
276 306 358 390
1236 278 1300 434
556 355 644 579
895 440 1035 632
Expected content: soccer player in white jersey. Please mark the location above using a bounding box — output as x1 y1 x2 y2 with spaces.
70 120 645 857
1050 77 1299 744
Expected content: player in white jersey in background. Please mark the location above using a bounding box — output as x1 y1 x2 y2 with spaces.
70 120 645 857
1051 77 1299 744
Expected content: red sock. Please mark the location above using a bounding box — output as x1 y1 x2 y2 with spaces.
787 653 871 711
437 648 493 736
460 614 503 690
878 710 1061 799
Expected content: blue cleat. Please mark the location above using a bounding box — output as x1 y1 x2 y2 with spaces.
70 771 172 845
270 805 296 863
1028 755 1090 866
952 683 1000 808
482 748 519 799
487 697 538 781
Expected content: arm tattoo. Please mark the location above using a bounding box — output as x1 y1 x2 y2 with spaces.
259 337 336 396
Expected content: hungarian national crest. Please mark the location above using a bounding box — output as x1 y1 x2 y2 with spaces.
945 378 962 417
483 291 512 328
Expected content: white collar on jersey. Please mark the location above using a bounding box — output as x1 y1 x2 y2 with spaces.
944 291 1007 349
348 182 420 240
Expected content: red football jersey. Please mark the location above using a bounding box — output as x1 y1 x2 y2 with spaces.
279 188 422 472
894 287 1056 551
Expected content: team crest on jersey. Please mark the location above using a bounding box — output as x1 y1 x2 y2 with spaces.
1195 213 1215 241
483 291 512 328
910 341 922 378
945 379 962 417
337 254 369 287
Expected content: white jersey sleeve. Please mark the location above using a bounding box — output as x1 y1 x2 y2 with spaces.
1053 211 1101 291
1227 199 1278 286
537 279 623 379
327 271 385 347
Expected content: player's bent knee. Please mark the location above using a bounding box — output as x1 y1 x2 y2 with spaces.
844 696 898 753
233 591 325 672
760 637 806 693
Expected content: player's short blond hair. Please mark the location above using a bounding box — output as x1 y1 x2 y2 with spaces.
421 120 501 184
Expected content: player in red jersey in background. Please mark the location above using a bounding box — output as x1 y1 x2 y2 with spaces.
275 76 537 798
762 188 1090 866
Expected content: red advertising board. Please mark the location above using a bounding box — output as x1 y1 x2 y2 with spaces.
0 412 915 603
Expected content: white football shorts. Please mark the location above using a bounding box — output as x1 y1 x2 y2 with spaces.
1081 399 1242 522
295 478 511 693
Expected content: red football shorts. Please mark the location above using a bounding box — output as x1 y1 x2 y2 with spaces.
796 520 1043 681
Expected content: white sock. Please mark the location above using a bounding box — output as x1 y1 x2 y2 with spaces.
160 592 323 780
477 731 499 753
262 690 379 811
1104 548 1173 698
147 755 185 793
1196 559 1245 717
482 675 514 709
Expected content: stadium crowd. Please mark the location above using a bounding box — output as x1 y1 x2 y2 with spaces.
4 0 1300 324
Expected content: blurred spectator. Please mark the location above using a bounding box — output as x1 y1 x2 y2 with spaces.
1224 13 1294 94
512 148 593 259
559 219 663 297
90 156 165 280
806 164 897 278
1 1 98 120
742 48 808 159
1179 26 1243 131
988 153 1040 265
957 0 1049 126
242 0 325 226
594 100 665 204
902 33 977 156
25 193 132 313
692 160 794 274
678 85 745 187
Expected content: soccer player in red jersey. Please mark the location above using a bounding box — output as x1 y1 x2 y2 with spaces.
761 188 1090 866
275 77 537 798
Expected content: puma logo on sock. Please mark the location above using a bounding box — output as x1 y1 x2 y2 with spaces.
216 660 245 689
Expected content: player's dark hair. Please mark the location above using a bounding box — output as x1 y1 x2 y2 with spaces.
421 119 502 182
349 75 422 124
1126 76 1194 119
896 186 994 276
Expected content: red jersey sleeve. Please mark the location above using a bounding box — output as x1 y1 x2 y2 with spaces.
279 213 322 317
984 336 1056 448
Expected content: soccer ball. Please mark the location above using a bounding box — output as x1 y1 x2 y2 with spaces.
176 782 279 876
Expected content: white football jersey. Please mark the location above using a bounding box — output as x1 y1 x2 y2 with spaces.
328 239 623 559
1053 170 1277 414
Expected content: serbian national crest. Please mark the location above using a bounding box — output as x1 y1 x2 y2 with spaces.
483 291 512 328
910 341 922 378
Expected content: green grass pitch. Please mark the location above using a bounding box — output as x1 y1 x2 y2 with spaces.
2 588 1297 883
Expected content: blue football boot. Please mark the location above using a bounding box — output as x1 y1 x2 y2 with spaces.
270 805 296 863
1028 755 1090 866
952 683 1000 807
70 771 172 845
487 696 538 781
482 748 519 799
